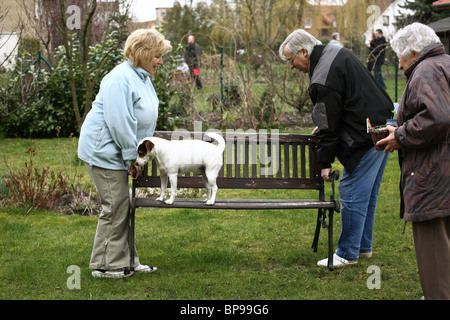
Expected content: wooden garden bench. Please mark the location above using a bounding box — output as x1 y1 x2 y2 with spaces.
129 131 340 270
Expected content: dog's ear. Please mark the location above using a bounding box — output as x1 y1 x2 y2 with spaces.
138 140 149 155
144 140 155 152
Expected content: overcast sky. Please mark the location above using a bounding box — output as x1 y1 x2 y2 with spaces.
129 0 348 22
129 0 211 22
307 0 348 5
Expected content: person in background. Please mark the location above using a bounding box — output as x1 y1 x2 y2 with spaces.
177 57 190 74
329 32 343 47
377 22 450 300
366 33 376 71
367 29 387 89
78 29 172 278
174 57 190 84
184 35 203 89
279 29 393 268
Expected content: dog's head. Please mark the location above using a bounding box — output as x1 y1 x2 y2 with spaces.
136 139 155 167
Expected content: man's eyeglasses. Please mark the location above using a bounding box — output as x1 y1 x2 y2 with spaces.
287 50 301 64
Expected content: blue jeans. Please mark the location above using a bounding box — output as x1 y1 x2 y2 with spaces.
373 63 386 89
336 148 389 261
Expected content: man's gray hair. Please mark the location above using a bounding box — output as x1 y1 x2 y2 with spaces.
391 22 441 58
279 29 322 61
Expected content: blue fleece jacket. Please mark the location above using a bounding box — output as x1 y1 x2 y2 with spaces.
78 60 158 170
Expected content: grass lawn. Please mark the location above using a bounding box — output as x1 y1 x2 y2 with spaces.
0 135 423 302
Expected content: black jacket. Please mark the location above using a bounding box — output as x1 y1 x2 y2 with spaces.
184 42 202 69
309 44 393 173
369 36 387 65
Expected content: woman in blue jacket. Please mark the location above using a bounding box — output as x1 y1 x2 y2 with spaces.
78 29 172 278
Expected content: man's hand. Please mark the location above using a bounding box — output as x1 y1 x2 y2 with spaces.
321 168 332 182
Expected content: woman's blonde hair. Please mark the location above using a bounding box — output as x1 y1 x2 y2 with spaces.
124 29 172 67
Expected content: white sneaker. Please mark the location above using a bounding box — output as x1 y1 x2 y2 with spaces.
317 254 358 268
134 264 157 273
92 269 133 278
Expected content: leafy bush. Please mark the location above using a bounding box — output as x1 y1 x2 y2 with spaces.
153 41 185 131
0 32 123 138
1 30 182 137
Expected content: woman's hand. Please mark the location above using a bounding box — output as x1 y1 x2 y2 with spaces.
129 160 142 180
377 125 401 153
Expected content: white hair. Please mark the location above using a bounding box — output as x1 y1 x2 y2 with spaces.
279 29 322 60
391 22 441 58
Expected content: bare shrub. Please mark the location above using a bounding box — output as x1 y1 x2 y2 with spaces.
2 160 101 215
3 160 69 210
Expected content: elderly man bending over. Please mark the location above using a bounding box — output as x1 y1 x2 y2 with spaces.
279 29 394 268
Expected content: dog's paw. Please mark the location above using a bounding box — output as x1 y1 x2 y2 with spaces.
156 196 165 202
164 199 174 205
205 200 215 206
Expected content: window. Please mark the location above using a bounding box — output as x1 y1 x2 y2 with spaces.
305 17 312 29
383 15 389 26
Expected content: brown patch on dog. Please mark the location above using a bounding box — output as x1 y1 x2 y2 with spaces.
137 140 155 158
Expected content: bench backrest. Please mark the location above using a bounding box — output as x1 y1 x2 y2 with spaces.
134 131 322 190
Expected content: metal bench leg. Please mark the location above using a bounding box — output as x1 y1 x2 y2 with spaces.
327 210 334 271
311 208 323 252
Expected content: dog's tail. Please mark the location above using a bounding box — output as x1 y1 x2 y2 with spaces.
205 132 225 153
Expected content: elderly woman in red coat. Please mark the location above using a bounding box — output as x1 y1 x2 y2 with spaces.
378 22 450 300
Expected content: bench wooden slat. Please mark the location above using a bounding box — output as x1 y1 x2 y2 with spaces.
135 176 322 189
135 197 337 210
152 131 318 143
292 142 298 178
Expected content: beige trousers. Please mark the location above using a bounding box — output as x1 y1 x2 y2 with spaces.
412 216 450 300
85 164 140 270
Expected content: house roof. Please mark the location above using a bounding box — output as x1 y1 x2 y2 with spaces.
129 20 156 31
428 16 450 32
433 0 450 10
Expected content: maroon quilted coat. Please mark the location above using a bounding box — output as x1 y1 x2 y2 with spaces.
395 43 450 222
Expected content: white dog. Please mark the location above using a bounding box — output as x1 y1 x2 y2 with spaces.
135 132 225 205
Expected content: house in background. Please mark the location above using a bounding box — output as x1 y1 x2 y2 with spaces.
302 3 340 40
301 0 400 45
0 31 20 70
363 0 414 42
0 0 35 70
155 7 171 27
1 0 123 70
430 0 450 53
433 0 450 10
